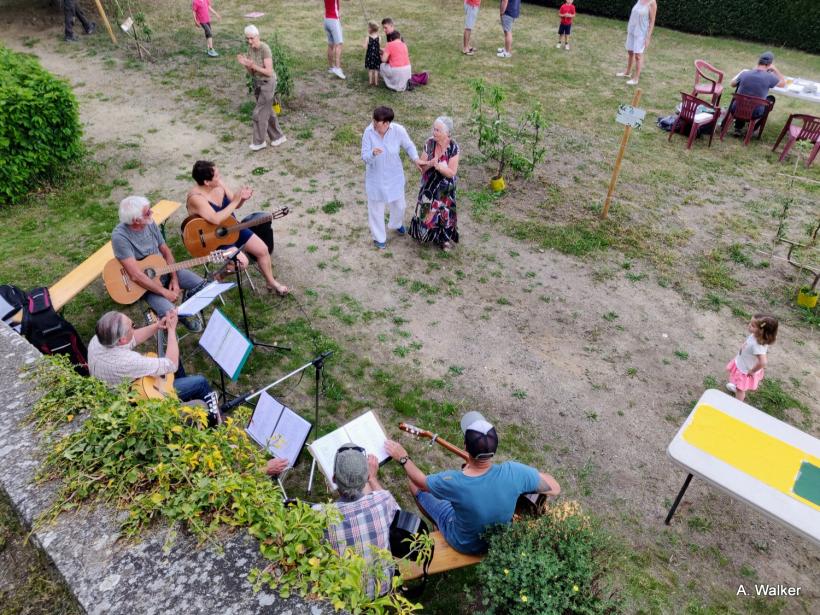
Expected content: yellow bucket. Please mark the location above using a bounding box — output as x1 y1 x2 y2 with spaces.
490 176 506 192
796 289 818 309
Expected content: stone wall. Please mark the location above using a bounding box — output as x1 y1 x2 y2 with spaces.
0 323 336 615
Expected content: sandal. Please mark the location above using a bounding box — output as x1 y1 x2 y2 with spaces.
462 48 476 55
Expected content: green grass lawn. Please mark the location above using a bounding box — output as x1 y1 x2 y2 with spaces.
0 1 818 614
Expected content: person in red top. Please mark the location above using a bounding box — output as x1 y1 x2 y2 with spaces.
323 0 345 79
557 0 576 51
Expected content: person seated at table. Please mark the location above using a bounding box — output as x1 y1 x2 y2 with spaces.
380 30 411 92
728 51 785 135
113 196 206 331
88 309 213 403
385 411 560 555
186 160 288 296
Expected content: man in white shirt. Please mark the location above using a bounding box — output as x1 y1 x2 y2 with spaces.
360 106 421 249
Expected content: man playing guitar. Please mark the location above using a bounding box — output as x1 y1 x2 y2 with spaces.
113 196 206 331
186 161 288 296
88 309 213 403
385 411 561 555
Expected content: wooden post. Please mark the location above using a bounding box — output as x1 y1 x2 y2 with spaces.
93 0 117 44
601 88 642 220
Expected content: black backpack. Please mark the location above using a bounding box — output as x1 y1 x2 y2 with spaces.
20 287 89 376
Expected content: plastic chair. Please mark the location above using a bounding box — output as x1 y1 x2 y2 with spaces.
669 92 720 149
719 93 774 145
771 114 820 167
692 60 724 107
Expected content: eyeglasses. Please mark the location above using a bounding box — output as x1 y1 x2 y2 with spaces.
337 445 366 455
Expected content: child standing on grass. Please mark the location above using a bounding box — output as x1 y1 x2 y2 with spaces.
557 0 576 50
725 314 778 402
364 21 381 86
192 0 221 57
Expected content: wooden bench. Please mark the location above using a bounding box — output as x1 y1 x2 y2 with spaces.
10 200 181 324
397 531 483 581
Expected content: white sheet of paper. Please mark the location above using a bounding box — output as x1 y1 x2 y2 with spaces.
199 310 252 378
178 281 235 316
246 392 284 451
310 429 351 488
273 409 312 466
344 411 389 462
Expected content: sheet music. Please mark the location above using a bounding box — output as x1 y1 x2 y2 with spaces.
199 309 252 379
246 392 285 450
273 409 312 466
309 429 351 488
178 281 235 316
246 392 311 468
345 411 390 462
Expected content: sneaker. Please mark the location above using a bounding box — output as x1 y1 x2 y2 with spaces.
626 78 639 85
249 141 267 151
616 71 629 77
331 66 346 79
497 47 505 53
65 35 79 42
556 43 562 49
207 48 219 57
395 225 406 236
496 50 512 58
565 44 570 51
180 313 204 333
84 22 96 35
328 67 335 73
270 135 287 147
725 382 737 394
373 240 386 249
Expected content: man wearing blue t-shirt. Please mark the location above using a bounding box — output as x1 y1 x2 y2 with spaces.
496 0 521 58
728 51 785 135
385 411 560 554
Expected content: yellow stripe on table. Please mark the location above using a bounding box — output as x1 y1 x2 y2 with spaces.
683 403 820 511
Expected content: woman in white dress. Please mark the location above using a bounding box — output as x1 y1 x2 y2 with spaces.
617 0 657 86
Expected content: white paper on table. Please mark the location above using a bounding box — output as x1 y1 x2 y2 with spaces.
198 309 252 378
345 411 389 462
178 281 235 316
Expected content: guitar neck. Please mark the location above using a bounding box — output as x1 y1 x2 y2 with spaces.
228 208 288 233
399 423 469 461
153 254 220 276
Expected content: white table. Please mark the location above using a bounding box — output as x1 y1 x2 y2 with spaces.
666 389 820 546
772 77 820 104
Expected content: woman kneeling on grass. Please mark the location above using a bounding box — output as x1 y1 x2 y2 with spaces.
379 30 412 92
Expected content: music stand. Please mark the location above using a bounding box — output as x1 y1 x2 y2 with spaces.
228 251 290 353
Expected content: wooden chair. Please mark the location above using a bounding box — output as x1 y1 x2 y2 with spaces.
397 530 483 581
669 92 720 149
772 113 820 166
719 93 774 145
692 59 724 107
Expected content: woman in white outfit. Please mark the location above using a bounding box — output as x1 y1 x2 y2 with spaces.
617 0 656 85
361 106 421 249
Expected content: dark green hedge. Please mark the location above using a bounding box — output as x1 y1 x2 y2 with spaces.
0 46 83 206
526 1 820 54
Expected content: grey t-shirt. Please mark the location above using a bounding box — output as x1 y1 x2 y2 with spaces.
736 70 779 99
111 222 165 261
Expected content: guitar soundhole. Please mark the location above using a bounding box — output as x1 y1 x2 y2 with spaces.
145 268 156 280
216 228 227 238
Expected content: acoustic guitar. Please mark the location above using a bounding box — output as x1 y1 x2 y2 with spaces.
102 250 230 305
181 207 290 257
398 421 552 517
132 311 176 400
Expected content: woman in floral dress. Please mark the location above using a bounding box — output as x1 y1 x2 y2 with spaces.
410 116 460 251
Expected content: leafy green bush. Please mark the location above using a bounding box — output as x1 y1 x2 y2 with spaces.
268 34 294 101
527 1 820 54
477 500 619 614
0 46 82 205
30 356 419 614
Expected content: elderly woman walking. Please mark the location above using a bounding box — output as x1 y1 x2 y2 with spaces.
237 25 287 151
361 106 420 249
410 117 460 251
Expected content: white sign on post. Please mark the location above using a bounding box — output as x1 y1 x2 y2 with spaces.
616 104 646 128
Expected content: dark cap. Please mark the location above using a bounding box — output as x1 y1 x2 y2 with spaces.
460 411 498 459
758 51 774 66
333 443 368 497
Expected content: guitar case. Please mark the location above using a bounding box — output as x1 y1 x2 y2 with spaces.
21 287 89 376
241 212 274 259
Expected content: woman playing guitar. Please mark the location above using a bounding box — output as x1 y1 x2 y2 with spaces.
185 160 288 296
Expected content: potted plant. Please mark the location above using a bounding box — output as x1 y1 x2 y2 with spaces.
470 79 546 192
797 285 818 308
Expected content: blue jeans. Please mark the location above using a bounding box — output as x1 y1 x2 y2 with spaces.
144 270 205 317
416 491 458 546
174 375 212 402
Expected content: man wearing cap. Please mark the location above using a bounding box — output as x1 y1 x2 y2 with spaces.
728 52 785 135
385 412 560 555
314 443 399 597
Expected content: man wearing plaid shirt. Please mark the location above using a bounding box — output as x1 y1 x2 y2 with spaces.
317 443 399 597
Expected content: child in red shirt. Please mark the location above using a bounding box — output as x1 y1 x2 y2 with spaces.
557 0 576 51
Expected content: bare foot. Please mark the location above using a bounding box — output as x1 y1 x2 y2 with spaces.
267 283 289 296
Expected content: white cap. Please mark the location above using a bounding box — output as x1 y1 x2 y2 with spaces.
460 411 494 435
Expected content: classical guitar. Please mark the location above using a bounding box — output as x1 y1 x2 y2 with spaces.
398 421 552 516
132 311 176 401
181 207 290 257
102 250 230 305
